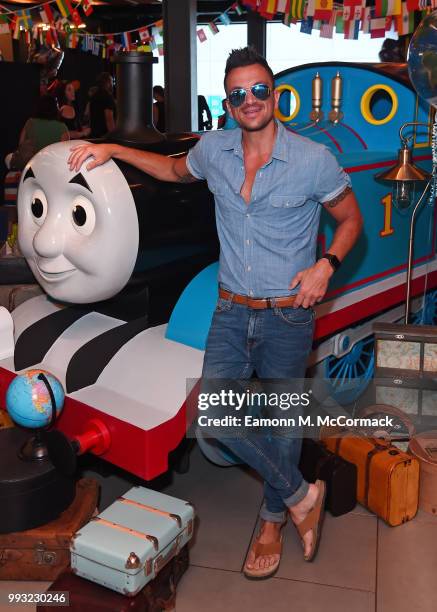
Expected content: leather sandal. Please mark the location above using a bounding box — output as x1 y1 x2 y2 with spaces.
243 521 286 580
295 479 326 562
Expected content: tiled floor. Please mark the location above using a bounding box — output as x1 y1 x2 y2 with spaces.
1 445 437 612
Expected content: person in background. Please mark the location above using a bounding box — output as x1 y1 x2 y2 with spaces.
57 81 90 140
217 98 227 129
5 95 68 170
198 94 212 130
379 38 406 62
88 72 116 138
153 85 166 133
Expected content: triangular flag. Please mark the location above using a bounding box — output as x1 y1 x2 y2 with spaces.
219 12 232 25
313 0 333 21
40 4 54 25
17 10 33 30
208 22 219 34
197 28 207 42
300 16 314 33
370 17 386 36
81 0 94 17
289 0 305 18
55 0 82 26
344 18 360 38
139 27 150 42
11 15 21 40
362 7 372 31
122 31 132 51
277 0 290 12
395 1 415 33
320 10 336 37
0 14 9 35
233 2 244 16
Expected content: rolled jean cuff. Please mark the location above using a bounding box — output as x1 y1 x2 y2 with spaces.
283 478 310 508
259 502 287 524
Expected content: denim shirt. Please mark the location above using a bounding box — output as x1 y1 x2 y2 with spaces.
186 120 351 297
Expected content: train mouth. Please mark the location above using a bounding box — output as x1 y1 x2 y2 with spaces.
36 265 76 282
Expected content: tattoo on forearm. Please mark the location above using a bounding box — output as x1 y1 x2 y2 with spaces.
324 185 352 208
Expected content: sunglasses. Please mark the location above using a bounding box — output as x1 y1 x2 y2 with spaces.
228 83 271 108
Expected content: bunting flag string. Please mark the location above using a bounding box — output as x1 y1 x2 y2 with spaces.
0 0 426 63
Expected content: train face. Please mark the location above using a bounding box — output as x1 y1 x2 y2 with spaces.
17 142 140 304
17 140 218 310
1 61 436 479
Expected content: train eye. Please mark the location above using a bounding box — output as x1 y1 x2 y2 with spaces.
30 190 48 226
71 196 96 236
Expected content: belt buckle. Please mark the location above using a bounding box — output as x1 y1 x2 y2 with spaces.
266 298 273 309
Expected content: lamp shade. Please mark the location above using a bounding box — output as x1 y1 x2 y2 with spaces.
375 146 430 183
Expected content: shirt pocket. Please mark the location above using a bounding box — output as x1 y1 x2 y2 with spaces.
270 195 307 208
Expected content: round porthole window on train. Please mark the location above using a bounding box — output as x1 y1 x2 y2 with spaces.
360 84 398 125
274 84 300 123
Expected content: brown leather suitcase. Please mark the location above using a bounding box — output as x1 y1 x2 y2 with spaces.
323 433 419 526
37 546 189 612
0 409 14 429
0 478 99 581
0 284 43 311
408 431 437 515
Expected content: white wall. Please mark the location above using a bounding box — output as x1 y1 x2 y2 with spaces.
152 21 396 124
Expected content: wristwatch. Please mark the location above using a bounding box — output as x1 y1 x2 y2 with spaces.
320 253 341 272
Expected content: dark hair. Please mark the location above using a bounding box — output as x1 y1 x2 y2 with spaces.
56 80 75 107
224 46 274 91
153 85 164 96
33 95 59 121
96 71 113 90
379 38 406 63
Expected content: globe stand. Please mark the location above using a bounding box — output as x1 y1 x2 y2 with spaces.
18 372 59 463
19 429 49 461
0 371 75 534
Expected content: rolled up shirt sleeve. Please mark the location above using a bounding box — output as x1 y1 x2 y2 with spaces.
313 146 352 204
186 136 207 180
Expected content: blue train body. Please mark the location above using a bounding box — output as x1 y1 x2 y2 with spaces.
167 62 437 404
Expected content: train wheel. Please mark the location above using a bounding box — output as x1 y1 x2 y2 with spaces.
313 335 375 406
411 290 437 325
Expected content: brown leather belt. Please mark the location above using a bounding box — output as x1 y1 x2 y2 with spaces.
219 288 296 309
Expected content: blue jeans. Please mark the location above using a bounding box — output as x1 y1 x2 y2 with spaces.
201 294 314 523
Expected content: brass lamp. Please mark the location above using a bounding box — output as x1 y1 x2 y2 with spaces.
375 121 434 323
376 122 430 210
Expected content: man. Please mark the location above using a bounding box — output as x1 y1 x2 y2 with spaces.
68 47 362 579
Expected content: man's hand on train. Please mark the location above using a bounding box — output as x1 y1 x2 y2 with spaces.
289 259 334 309
68 144 117 172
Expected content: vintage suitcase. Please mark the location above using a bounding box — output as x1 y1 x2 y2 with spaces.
373 322 437 379
70 487 195 596
322 433 419 526
408 431 437 515
37 546 189 612
0 284 43 311
0 409 14 429
299 438 357 517
0 478 99 580
373 322 437 430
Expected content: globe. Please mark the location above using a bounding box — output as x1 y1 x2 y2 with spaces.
408 11 437 108
6 370 65 429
